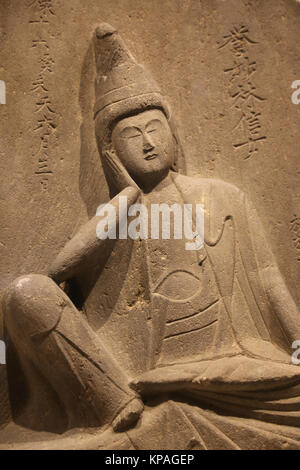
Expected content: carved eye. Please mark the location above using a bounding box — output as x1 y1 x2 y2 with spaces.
154 270 202 301
120 127 142 140
128 133 142 139
146 119 162 134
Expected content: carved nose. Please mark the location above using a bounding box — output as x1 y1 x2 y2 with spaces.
143 133 155 153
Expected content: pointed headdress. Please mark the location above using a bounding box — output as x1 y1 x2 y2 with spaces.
93 23 171 144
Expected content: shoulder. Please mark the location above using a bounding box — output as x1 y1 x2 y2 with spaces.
172 173 246 205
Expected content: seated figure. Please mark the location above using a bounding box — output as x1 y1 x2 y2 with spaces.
2 24 300 450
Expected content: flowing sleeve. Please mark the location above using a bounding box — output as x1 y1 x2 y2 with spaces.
244 194 300 346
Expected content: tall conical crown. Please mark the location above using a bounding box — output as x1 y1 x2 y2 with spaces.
93 23 170 144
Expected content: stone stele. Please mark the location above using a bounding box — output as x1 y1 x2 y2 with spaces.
0 0 300 450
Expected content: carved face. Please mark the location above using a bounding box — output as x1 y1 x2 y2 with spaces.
111 109 174 188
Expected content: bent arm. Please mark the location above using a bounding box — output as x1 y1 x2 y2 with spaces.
48 186 139 284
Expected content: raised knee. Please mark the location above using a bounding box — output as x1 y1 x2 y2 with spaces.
3 274 51 309
3 274 65 341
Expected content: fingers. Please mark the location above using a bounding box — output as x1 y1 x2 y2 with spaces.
104 150 140 192
112 398 144 432
105 150 120 173
105 151 123 182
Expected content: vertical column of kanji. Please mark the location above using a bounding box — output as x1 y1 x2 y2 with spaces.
28 0 57 192
218 26 267 162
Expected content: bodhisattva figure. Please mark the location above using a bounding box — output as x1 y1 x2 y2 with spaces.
2 24 300 450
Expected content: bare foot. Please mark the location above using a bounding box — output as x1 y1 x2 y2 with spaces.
112 398 144 432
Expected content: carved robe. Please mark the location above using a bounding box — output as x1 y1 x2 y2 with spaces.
75 172 300 449
3 172 300 449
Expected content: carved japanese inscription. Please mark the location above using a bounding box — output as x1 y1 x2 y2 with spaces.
219 26 266 160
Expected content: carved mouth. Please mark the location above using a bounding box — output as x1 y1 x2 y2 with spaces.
145 154 158 161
